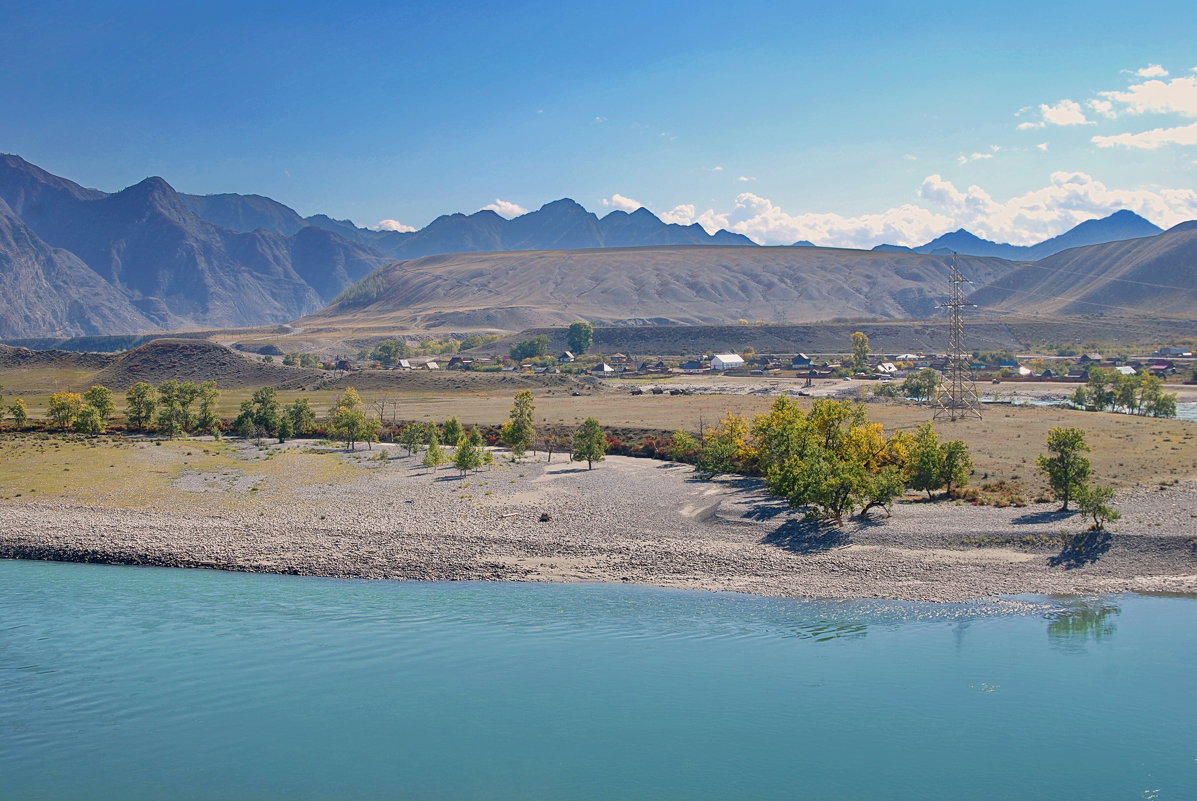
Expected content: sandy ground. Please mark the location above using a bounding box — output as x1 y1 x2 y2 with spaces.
2 439 1195 602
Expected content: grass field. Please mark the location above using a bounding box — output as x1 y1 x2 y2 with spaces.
3 366 1196 496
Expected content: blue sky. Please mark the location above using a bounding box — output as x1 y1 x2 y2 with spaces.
2 0 1196 246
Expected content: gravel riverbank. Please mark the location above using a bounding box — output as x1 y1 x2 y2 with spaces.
2 440 1195 602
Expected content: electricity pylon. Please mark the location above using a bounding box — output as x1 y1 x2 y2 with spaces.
933 254 982 421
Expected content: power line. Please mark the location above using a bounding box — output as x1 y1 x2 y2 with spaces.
934 254 982 422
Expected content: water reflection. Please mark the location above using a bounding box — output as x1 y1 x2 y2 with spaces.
1047 600 1120 652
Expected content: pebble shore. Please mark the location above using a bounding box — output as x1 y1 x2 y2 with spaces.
2 445 1196 602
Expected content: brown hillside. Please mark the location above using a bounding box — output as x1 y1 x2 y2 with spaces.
0 344 116 371
970 224 1197 319
91 339 323 389
300 246 1020 332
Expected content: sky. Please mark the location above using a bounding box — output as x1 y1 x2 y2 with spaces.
2 0 1196 248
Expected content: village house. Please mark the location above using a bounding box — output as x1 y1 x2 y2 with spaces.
678 360 707 373
558 351 575 363
791 354 812 367
591 362 615 374
711 353 745 371
423 360 439 370
609 353 629 364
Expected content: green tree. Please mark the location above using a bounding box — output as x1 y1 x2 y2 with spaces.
571 417 607 469
370 339 410 366
906 423 944 498
48 392 85 429
276 413 294 443
1036 427 1091 511
501 389 536 461
939 440 973 497
442 417 464 446
422 430 447 471
1075 484 1120 531
9 398 28 427
453 434 483 475
195 381 221 435
284 398 316 435
566 322 594 355
901 369 940 402
509 336 550 361
399 423 425 456
73 404 104 434
851 331 870 370
83 385 115 422
156 380 201 438
125 382 157 432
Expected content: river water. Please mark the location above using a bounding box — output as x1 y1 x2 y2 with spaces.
2 559 1194 800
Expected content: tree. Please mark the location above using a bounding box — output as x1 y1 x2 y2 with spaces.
284 398 316 436
939 439 973 497
667 430 699 463
1075 484 1121 531
906 423 944 498
453 434 483 475
442 417 464 446
9 398 28 427
47 392 85 429
83 385 115 422
697 414 751 476
501 390 536 461
509 336 550 361
851 331 870 370
195 381 221 435
74 404 104 434
901 369 940 402
422 430 447 471
125 382 157 432
399 423 425 456
156 380 201 438
276 413 294 443
566 322 594 355
572 417 607 469
370 339 410 366
1036 427 1091 511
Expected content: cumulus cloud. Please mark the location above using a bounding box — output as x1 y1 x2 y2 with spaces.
661 173 1197 248
1088 98 1117 118
1037 142 1049 151
1099 74 1197 117
600 193 645 212
1135 64 1169 78
480 198 529 218
1092 120 1197 150
737 176 755 182
375 219 416 232
1020 98 1093 129
958 152 995 165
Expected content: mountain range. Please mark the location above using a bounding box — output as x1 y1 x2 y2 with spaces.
0 153 1191 339
864 209 1163 260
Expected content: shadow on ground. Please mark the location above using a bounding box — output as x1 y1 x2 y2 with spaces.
1048 530 1112 568
762 519 849 553
1013 509 1077 525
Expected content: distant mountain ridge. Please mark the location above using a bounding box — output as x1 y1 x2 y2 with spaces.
869 210 1162 260
180 194 756 259
0 154 388 335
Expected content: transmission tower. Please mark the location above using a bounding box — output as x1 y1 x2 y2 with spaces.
933 254 982 421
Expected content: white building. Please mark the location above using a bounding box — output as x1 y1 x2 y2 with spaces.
711 353 745 371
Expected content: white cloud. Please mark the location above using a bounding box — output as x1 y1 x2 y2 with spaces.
1135 64 1169 78
1092 120 1197 150
662 173 1197 248
1037 142 1049 151
737 176 755 182
480 198 529 218
375 219 416 232
1099 74 1197 117
902 154 918 161
1017 99 1092 129
705 165 724 172
958 152 995 165
594 116 607 123
600 193 645 212
1088 98 1117 118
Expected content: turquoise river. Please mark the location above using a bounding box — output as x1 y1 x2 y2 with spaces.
2 559 1194 800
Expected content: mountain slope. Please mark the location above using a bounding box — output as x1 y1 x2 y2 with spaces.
0 198 153 337
305 246 1019 332
871 210 1165 260
0 155 388 334
969 223 1197 318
